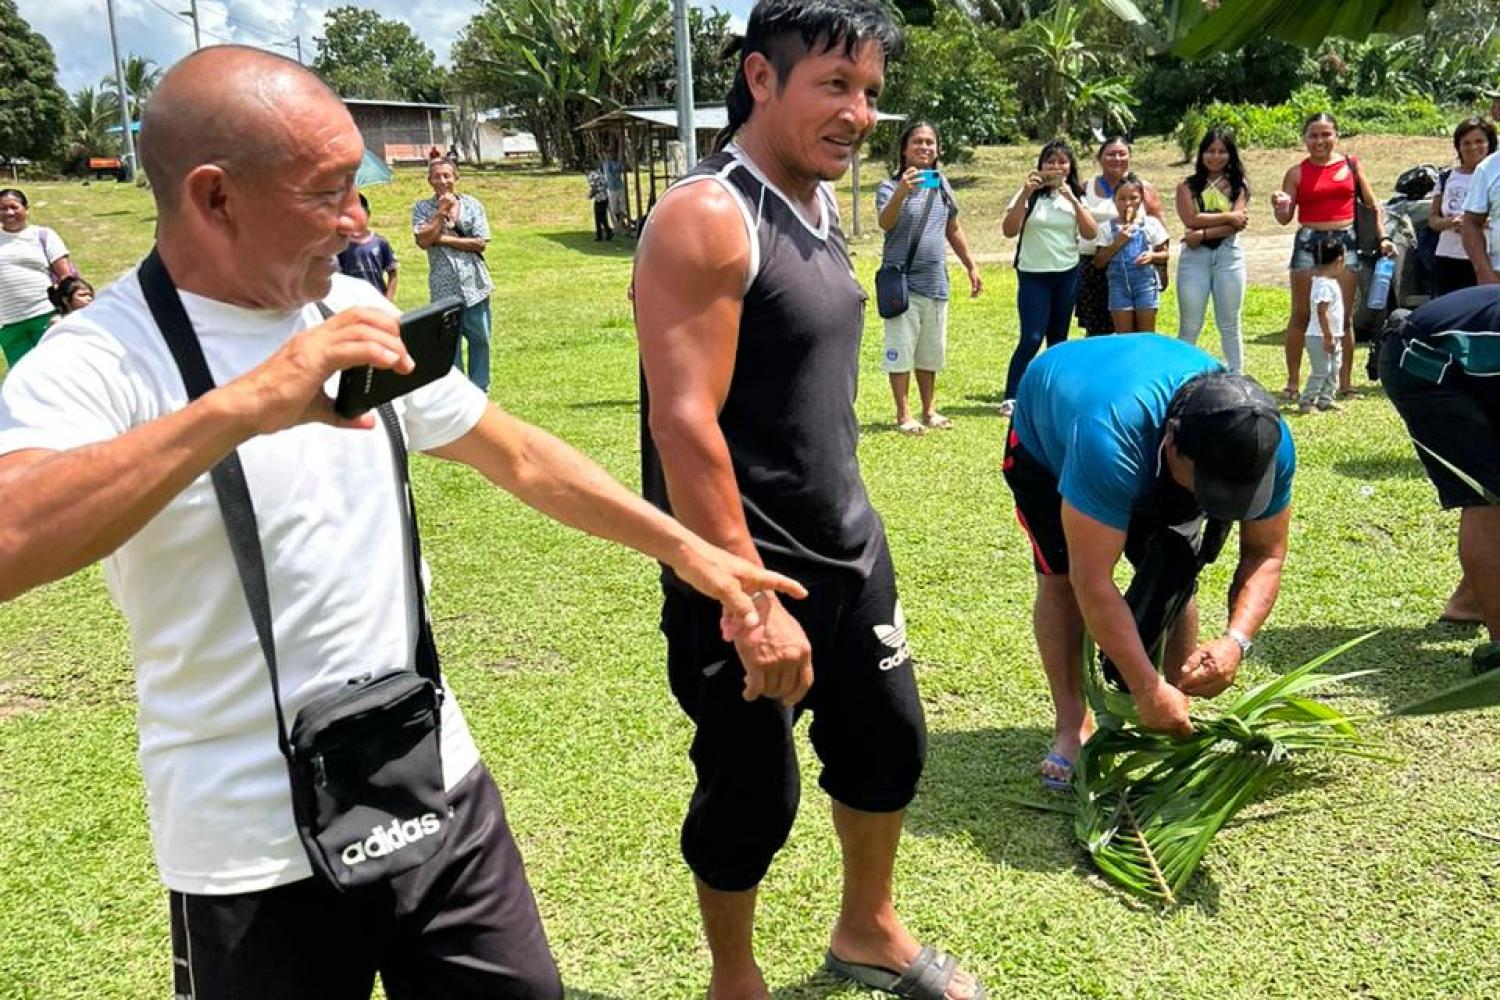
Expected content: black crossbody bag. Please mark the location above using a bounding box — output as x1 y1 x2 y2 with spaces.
138 249 449 891
874 187 938 319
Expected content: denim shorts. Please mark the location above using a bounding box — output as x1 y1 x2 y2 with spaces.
1107 261 1160 311
1289 225 1359 271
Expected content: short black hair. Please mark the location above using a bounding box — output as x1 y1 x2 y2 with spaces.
1311 232 1345 268
717 0 903 152
358 192 370 213
0 188 27 208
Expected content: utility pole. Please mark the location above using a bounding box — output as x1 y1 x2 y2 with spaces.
104 0 138 181
188 0 201 49
294 35 304 65
671 0 696 169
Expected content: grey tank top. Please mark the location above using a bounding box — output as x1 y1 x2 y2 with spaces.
639 146 884 582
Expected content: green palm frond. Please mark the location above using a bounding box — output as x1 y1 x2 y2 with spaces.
1074 632 1383 904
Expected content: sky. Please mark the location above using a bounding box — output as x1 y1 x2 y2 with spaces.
21 0 756 97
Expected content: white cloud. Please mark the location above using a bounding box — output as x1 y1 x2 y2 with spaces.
21 0 747 98
17 0 486 95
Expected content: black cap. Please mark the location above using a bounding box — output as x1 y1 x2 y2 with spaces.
1170 372 1282 521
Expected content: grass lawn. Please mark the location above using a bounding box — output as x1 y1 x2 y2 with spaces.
1 140 1497 999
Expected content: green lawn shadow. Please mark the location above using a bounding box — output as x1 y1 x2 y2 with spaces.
540 231 638 257
1256 622 1481 709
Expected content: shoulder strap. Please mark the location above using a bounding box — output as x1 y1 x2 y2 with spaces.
1349 156 1369 207
136 250 440 766
902 188 939 272
1012 189 1046 269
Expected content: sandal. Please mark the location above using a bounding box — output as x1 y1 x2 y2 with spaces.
897 418 926 436
922 412 954 430
1280 386 1297 403
1040 751 1074 792
825 946 988 1000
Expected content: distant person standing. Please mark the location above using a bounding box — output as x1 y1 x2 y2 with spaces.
874 121 982 434
1175 128 1251 372
587 167 614 241
338 193 399 301
0 188 77 365
1074 137 1165 337
1431 118 1497 296
414 159 493 391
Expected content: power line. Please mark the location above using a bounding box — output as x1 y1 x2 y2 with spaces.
143 0 299 53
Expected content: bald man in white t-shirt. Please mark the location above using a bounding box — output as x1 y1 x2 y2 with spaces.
0 45 802 1000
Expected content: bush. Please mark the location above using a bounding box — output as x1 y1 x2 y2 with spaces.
876 5 1020 163
1134 36 1314 135
1174 85 1450 161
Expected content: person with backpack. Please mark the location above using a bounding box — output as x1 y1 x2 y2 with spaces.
999 139 1098 417
874 121 982 435
1271 112 1397 400
1430 117 1497 296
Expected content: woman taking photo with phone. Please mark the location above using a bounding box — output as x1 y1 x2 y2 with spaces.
1272 112 1397 398
1074 136 1165 337
1175 128 1251 372
999 139 1098 416
875 121 983 435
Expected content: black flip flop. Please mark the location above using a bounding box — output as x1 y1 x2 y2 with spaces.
824 946 987 1000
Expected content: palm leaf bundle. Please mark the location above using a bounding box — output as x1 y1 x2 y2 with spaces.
1074 633 1383 905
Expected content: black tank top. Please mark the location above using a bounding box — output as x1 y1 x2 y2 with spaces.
640 146 883 583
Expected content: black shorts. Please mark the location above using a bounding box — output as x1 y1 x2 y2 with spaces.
168 765 561 1000
661 537 926 893
1002 427 1220 575
1381 333 1500 508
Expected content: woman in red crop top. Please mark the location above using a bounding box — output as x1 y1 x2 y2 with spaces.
1272 112 1396 398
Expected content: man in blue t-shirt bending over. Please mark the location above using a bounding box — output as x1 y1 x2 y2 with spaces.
1003 334 1296 789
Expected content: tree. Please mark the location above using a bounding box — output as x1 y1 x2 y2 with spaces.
638 6 738 105
877 5 1017 161
0 0 68 163
452 0 669 168
100 55 161 123
1005 0 1137 141
67 87 120 155
313 6 448 102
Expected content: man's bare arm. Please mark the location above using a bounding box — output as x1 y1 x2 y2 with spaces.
1062 502 1193 736
427 405 804 626
0 308 413 602
1463 212 1497 283
1227 507 1288 638
634 182 814 706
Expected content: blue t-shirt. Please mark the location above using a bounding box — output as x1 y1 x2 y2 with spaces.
336 232 397 295
1012 334 1295 530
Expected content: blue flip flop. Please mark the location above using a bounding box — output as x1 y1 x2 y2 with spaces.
1040 751 1074 792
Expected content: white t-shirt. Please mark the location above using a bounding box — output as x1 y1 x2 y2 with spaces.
1436 168 1474 260
0 225 68 324
1461 151 1500 267
1092 215 1170 254
0 272 488 894
1306 275 1344 340
1077 177 1118 255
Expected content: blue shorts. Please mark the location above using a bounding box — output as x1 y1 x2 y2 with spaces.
1107 261 1160 312
1289 225 1359 271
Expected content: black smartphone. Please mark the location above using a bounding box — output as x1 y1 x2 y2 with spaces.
334 296 464 418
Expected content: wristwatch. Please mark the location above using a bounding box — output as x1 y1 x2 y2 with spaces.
1226 629 1254 658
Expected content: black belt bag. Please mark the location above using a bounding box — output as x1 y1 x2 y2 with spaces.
138 249 449 891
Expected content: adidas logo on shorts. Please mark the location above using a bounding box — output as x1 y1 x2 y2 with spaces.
873 601 911 672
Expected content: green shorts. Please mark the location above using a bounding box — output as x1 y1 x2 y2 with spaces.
0 312 55 367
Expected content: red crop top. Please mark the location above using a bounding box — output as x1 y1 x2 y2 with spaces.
1297 157 1357 224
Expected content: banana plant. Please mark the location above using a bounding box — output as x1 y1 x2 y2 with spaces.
1099 0 1435 58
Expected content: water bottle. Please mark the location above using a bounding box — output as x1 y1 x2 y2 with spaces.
1367 257 1395 310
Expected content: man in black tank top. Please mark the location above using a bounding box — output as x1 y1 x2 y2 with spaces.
634 3 984 999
